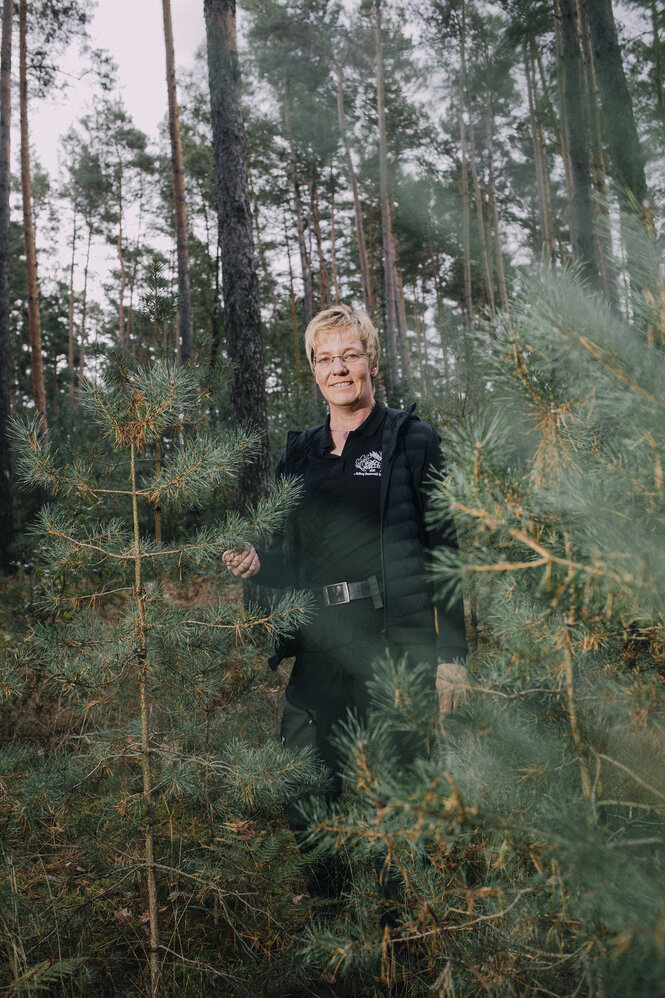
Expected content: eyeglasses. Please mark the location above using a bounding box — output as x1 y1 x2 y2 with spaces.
314 351 368 368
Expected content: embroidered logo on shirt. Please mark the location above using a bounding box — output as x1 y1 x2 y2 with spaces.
354 451 382 476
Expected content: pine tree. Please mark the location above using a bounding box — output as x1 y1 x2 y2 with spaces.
2 353 323 994
295 240 665 996
162 0 194 366
205 0 272 508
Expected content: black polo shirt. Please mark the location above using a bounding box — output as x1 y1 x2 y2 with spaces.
298 402 386 589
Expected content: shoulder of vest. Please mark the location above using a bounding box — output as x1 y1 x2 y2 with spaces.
384 404 439 450
404 418 438 443
284 423 325 464
384 402 418 425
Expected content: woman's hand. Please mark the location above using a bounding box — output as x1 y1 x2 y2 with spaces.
222 545 261 579
435 661 468 713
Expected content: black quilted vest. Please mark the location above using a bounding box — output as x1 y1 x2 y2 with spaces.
277 403 438 649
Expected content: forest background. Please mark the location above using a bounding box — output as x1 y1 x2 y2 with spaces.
0 0 664 996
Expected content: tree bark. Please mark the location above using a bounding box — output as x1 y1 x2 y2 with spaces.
652 1 665 136
373 0 401 399
19 0 47 433
310 171 331 307
428 236 451 386
484 86 509 312
524 41 555 260
283 87 314 325
284 211 301 385
333 60 373 313
205 0 271 506
329 179 340 302
0 0 14 573
413 276 429 375
559 0 600 286
467 118 495 313
127 217 141 361
79 225 92 382
67 204 77 390
393 236 412 383
533 27 572 267
552 0 577 246
162 0 194 365
209 237 222 368
130 443 161 998
249 166 279 321
577 0 618 305
458 3 473 327
115 173 127 352
582 0 648 208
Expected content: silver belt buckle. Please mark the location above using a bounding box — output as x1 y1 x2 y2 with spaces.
323 581 350 606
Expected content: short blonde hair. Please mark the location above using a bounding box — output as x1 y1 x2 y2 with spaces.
304 305 380 372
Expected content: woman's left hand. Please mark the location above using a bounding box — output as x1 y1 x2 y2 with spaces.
435 661 468 713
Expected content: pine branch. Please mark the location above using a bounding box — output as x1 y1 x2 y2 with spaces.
143 428 261 509
171 591 314 645
80 360 200 449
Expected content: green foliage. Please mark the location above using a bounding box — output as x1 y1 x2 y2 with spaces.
296 256 665 996
1 358 326 995
5 0 665 990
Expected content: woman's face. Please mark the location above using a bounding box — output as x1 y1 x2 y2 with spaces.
312 327 377 416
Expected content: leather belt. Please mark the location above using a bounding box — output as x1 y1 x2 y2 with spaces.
321 574 383 610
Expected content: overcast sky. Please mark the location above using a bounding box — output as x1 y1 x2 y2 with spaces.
32 0 207 176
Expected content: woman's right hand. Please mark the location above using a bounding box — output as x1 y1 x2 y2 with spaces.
222 545 261 579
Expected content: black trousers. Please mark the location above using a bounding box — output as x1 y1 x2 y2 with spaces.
281 600 388 786
280 601 436 902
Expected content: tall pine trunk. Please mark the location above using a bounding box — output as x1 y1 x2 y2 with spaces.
582 0 654 301
79 226 92 382
552 0 577 242
429 235 451 385
485 98 508 312
329 179 340 302
582 0 648 208
467 118 495 313
283 87 314 325
116 173 128 352
249 167 280 321
559 0 600 287
458 2 473 327
333 60 373 313
483 85 509 312
393 238 412 383
531 30 571 266
373 0 401 399
19 0 46 433
524 42 555 260
67 205 77 391
310 171 331 308
0 0 14 573
577 0 618 305
205 0 271 506
162 0 194 365
284 212 302 385
651 0 665 136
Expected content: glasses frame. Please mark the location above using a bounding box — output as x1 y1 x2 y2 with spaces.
313 351 369 368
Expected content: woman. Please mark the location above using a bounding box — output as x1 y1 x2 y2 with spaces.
224 305 467 822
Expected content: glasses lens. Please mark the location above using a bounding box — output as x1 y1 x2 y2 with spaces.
315 352 365 366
